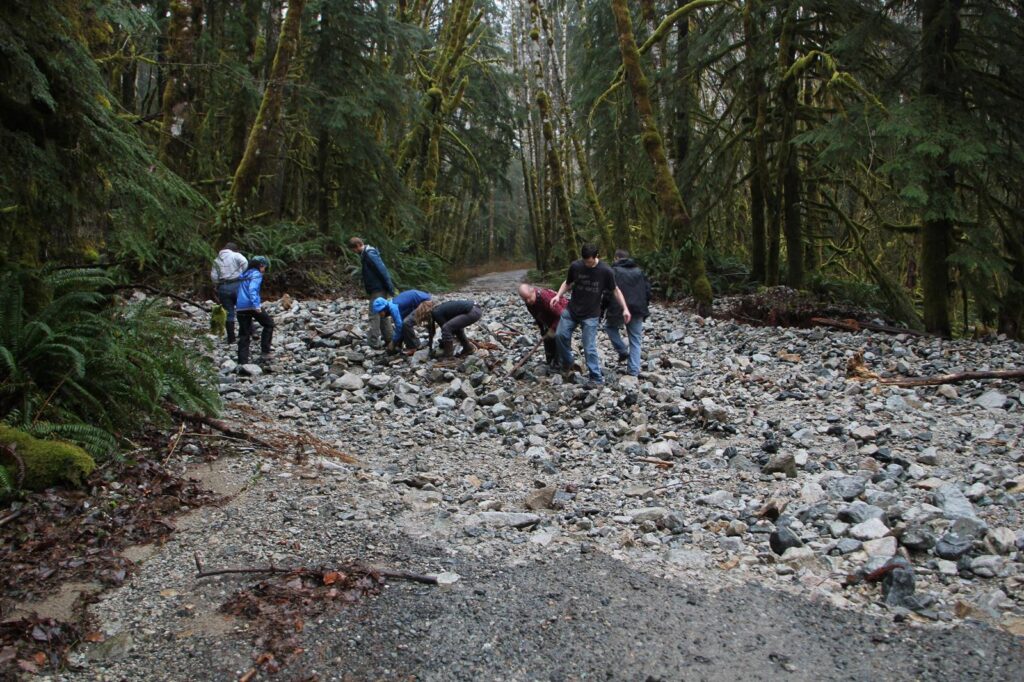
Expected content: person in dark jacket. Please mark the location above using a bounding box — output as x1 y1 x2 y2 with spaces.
603 249 651 377
349 237 395 349
371 289 432 351
518 284 568 367
235 256 275 365
426 299 483 357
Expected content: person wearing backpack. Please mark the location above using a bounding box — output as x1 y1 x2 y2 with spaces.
210 242 247 343
603 249 651 377
236 256 275 365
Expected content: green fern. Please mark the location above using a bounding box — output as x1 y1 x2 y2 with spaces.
0 264 220 458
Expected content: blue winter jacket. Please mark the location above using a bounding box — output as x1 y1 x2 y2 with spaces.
382 289 431 343
360 245 395 296
236 268 264 311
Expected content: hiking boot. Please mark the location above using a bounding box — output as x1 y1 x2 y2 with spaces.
440 339 455 357
457 340 476 357
617 352 628 363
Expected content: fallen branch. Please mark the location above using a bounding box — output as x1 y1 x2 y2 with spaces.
877 368 1024 387
0 509 24 528
509 337 544 377
811 317 930 337
636 456 674 468
114 284 211 313
194 552 440 584
167 405 272 448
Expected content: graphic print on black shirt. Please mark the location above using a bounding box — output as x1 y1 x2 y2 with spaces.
566 259 617 320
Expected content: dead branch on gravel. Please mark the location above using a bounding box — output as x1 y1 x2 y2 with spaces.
812 317 931 337
509 338 543 376
167 405 272 447
194 552 440 584
877 369 1024 387
845 353 1024 386
636 457 674 468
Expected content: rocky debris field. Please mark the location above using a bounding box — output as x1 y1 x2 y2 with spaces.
53 275 1024 679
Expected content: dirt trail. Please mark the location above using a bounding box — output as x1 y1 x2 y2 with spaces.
56 274 1024 681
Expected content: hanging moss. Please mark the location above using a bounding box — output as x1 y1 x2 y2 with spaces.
530 28 540 42
0 425 95 491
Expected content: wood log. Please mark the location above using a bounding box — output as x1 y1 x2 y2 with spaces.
878 369 1024 387
811 317 930 337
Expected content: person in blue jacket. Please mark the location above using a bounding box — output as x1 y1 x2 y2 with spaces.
348 237 395 349
235 256 275 365
371 289 432 352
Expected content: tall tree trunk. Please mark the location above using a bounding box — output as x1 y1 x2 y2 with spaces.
672 8 694 197
226 0 306 218
742 1 767 282
919 0 963 336
776 1 803 288
611 0 712 313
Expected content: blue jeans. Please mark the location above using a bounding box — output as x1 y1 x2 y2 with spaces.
556 309 602 382
605 318 644 376
216 282 240 322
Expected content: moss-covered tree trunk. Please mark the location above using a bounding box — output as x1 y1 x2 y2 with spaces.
777 3 803 288
611 0 712 312
743 0 768 283
225 0 306 220
919 0 963 336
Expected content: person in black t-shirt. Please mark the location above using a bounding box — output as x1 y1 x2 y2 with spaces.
552 244 631 386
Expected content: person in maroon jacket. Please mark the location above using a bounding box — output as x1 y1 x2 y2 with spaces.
518 283 568 368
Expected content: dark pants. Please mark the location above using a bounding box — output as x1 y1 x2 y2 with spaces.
237 309 274 364
542 334 559 367
399 313 420 349
441 305 482 347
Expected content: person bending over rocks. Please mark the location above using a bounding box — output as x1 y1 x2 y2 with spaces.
372 289 432 352
425 299 483 357
236 256 275 365
518 283 568 368
553 244 630 386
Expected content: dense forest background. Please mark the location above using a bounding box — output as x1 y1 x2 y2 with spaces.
1 0 1023 335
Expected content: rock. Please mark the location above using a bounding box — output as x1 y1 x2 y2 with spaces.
838 501 885 525
829 476 867 501
932 484 979 521
862 536 897 558
666 548 709 569
985 527 1017 555
900 527 936 552
934 532 973 560
696 490 734 508
879 558 916 608
524 487 556 511
973 390 1007 409
770 526 803 555
647 441 676 458
238 363 263 376
626 507 669 524
762 452 797 478
851 425 877 441
433 396 457 410
849 518 890 541
970 555 1007 579
334 372 364 391
780 546 821 572
937 384 958 400
470 512 540 529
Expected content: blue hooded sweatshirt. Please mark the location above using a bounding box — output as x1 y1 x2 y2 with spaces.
372 289 431 343
236 267 264 311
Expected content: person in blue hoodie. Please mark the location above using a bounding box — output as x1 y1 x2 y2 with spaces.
236 256 275 365
371 289 432 352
